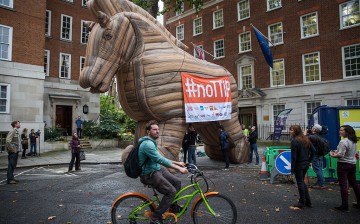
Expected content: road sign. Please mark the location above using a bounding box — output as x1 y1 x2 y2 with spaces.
275 151 292 175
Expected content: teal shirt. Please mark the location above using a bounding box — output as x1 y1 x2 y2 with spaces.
138 136 172 175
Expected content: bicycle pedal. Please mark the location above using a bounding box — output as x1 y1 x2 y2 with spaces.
162 212 178 223
144 211 153 217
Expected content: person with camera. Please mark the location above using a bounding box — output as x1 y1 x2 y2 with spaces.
28 129 38 156
308 124 326 189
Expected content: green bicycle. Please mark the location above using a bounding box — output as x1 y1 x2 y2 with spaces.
111 164 237 223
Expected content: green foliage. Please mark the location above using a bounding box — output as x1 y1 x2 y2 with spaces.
131 0 204 16
44 127 66 141
83 95 137 139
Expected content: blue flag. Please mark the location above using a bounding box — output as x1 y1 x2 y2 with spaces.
253 26 273 68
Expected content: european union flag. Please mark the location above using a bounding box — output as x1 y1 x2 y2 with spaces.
253 26 273 68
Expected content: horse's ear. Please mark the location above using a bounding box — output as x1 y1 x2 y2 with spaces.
96 11 110 28
84 21 95 31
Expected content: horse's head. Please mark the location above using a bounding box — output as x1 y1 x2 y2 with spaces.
80 11 137 93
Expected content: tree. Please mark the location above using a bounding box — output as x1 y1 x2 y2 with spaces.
131 0 204 18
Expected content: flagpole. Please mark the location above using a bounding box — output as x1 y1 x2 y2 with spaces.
190 42 217 59
250 24 275 47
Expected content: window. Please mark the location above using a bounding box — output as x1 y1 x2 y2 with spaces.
342 43 360 78
340 1 360 29
0 0 13 8
82 0 88 7
271 59 285 87
0 25 12 61
193 45 203 58
239 32 251 53
303 52 321 83
44 50 50 76
273 104 285 122
300 12 318 38
193 17 202 36
213 9 224 29
267 0 281 11
237 0 250 21
81 20 89 44
346 98 360 106
268 22 283 45
63 0 73 3
45 10 52 37
59 53 71 79
0 83 10 113
61 14 72 41
239 65 253 89
214 39 225 58
176 24 184 41
80 56 86 73
306 101 321 121
176 2 184 16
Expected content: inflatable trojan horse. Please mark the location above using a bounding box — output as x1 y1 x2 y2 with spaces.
80 0 249 164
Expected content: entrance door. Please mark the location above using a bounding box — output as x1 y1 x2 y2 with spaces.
56 105 73 136
238 106 257 127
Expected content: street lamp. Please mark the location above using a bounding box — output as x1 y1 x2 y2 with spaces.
83 104 89 114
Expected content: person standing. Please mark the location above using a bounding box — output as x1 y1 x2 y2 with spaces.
330 125 360 212
68 133 82 172
181 127 190 163
5 121 21 184
138 120 188 224
308 124 326 189
75 116 83 139
20 128 29 159
219 124 230 170
290 125 315 208
28 129 38 156
187 124 197 165
248 126 259 165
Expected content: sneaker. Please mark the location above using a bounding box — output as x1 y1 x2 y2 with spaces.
7 180 17 184
149 215 163 224
169 204 183 213
334 206 349 212
352 202 360 209
223 168 229 171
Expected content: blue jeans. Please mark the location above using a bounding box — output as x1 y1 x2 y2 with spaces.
30 143 37 155
312 155 324 187
248 143 259 164
188 145 196 165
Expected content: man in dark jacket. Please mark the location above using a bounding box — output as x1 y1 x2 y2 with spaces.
248 126 259 165
308 124 325 189
219 125 230 170
187 124 198 165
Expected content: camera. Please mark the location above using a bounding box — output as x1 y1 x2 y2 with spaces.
35 129 41 137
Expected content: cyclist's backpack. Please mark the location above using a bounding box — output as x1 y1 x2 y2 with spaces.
319 136 330 156
124 140 147 179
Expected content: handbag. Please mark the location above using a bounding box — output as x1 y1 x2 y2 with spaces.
80 150 86 161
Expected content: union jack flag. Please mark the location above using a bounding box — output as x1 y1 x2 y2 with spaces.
194 45 206 60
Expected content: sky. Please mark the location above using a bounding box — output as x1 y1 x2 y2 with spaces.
156 1 164 24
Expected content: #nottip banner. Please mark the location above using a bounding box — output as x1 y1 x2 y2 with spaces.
181 72 232 123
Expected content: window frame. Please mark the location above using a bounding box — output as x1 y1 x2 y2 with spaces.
213 9 224 29
239 64 254 89
193 17 203 36
80 56 86 74
176 24 184 41
339 0 360 29
214 39 225 59
268 22 283 46
302 51 321 83
80 20 89 44
60 14 73 41
239 31 251 53
237 0 250 21
306 101 321 121
45 10 52 37
0 83 10 114
0 24 13 61
0 0 13 8
342 43 360 78
270 59 285 87
267 0 282 11
300 11 319 39
59 53 71 79
44 50 50 76
346 98 360 106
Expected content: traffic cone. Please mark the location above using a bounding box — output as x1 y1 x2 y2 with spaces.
259 156 269 180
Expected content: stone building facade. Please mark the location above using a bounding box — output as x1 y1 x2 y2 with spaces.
164 0 360 138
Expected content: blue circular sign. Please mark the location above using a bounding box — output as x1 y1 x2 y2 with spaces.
275 151 292 175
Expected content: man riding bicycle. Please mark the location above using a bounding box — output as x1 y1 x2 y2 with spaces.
139 120 188 224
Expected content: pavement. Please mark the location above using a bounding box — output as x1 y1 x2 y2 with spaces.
0 145 264 171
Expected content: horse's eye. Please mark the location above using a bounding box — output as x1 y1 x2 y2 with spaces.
103 30 113 40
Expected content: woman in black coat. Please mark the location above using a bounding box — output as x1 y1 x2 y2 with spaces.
290 125 315 208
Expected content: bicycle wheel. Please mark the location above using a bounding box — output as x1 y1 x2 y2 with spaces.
192 193 237 224
111 194 155 224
